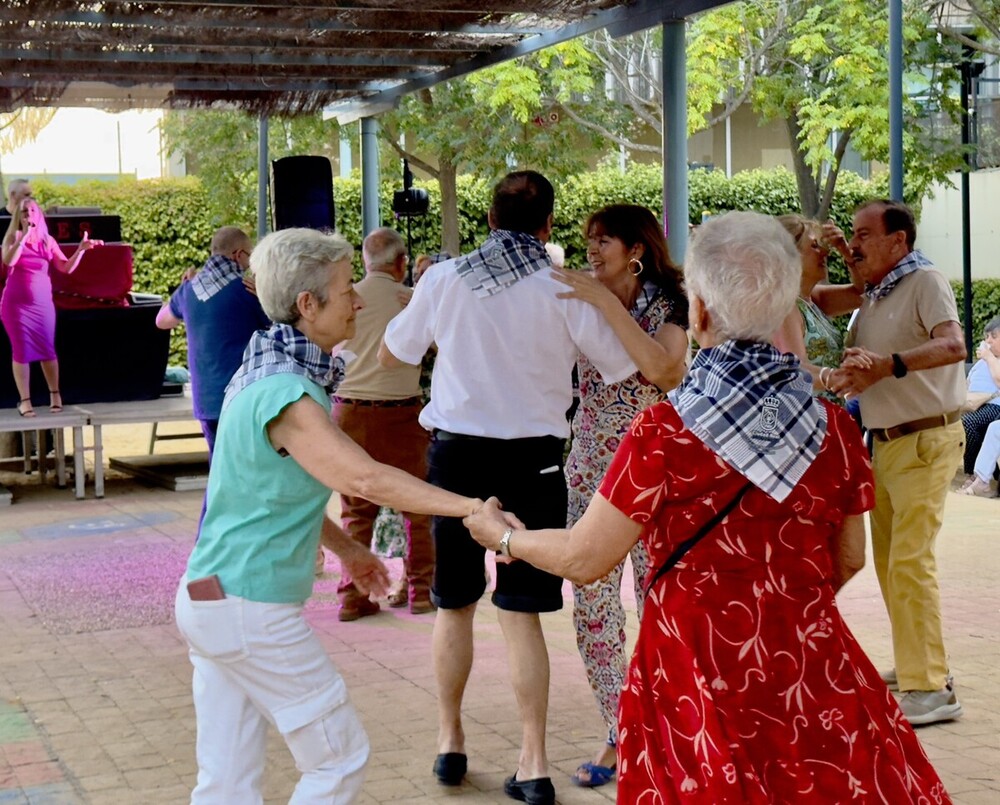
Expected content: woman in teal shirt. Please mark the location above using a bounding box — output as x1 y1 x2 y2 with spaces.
175 228 485 805
773 214 862 397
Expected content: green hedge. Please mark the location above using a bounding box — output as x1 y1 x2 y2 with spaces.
29 169 997 367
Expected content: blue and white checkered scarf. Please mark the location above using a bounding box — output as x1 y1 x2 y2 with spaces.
222 323 347 411
863 249 933 301
456 230 550 298
668 340 827 502
190 254 243 302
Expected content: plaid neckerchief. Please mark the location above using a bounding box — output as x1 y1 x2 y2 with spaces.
222 323 347 411
668 339 827 503
863 249 933 301
190 254 243 302
456 230 551 298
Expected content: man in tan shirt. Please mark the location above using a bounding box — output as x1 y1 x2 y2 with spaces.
830 199 966 726
332 227 434 619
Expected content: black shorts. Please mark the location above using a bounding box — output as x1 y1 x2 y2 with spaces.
427 433 567 613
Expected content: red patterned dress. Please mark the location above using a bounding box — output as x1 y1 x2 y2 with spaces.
600 401 950 804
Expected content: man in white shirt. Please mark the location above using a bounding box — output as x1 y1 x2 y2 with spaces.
379 171 636 805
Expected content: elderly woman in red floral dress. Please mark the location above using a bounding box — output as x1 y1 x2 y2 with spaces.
466 211 949 803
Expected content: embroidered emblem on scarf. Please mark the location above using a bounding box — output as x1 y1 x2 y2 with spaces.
668 340 827 502
456 230 551 298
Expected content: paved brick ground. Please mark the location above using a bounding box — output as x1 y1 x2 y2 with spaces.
0 472 997 804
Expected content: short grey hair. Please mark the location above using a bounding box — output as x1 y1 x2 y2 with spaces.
362 227 405 270
251 228 354 324
685 211 800 342
985 316 1000 337
7 178 30 197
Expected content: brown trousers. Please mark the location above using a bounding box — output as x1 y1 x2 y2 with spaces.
332 399 434 604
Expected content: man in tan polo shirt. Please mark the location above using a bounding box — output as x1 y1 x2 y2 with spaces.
332 227 434 619
829 199 966 726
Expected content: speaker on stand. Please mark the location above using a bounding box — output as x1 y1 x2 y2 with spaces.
270 156 336 232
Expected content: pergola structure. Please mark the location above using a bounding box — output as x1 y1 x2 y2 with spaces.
0 1 908 262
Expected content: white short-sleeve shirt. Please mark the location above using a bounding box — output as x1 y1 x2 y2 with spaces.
384 258 637 439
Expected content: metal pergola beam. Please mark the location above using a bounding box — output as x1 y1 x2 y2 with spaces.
16 10 551 36
328 0 701 123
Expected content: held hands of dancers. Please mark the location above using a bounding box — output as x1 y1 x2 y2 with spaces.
464 497 525 563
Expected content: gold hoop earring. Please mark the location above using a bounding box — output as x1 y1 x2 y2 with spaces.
627 257 644 277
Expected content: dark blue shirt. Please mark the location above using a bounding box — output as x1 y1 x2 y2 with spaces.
169 278 271 421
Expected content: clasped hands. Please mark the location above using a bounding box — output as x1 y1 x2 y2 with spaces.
824 347 893 400
464 497 525 564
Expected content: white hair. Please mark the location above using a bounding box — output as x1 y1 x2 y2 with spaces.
252 228 354 324
685 211 800 342
362 227 405 270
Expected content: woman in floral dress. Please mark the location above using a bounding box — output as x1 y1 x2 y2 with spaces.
553 204 688 786
467 211 949 804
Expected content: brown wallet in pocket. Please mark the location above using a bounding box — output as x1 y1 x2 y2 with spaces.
187 575 225 601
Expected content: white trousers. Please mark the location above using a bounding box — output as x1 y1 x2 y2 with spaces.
175 580 368 804
974 419 1000 483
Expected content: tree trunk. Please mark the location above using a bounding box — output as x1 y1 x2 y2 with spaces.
817 129 852 222
438 155 460 257
786 114 820 218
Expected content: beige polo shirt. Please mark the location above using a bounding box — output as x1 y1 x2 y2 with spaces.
336 272 422 401
847 268 965 429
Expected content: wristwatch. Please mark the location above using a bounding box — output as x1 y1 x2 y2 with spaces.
891 353 908 379
499 528 514 558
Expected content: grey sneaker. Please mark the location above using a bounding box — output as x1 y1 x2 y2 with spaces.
899 684 963 725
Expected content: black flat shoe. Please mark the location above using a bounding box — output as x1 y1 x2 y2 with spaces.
432 752 467 786
504 773 555 805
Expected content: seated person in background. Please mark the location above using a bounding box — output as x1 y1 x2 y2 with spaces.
156 226 270 458
959 419 1000 497
959 315 1000 485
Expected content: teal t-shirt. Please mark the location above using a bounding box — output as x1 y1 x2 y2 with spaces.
186 373 331 603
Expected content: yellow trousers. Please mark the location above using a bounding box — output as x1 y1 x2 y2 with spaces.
870 421 963 692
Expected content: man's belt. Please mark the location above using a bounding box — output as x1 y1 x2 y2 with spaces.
869 410 961 443
332 395 421 408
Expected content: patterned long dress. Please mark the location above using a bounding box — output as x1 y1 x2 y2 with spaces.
564 287 686 738
601 401 950 803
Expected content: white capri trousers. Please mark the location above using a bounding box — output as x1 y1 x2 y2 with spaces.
175 580 369 804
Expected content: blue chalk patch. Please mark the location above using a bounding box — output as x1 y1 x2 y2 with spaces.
22 511 178 540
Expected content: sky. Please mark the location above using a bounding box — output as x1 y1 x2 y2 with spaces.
2 108 164 180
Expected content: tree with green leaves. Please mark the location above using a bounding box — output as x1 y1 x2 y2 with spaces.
928 1 1000 56
560 0 966 219
378 40 606 256
160 110 341 234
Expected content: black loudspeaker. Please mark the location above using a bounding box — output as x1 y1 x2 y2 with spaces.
271 156 336 231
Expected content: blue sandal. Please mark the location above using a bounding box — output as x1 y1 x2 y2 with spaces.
571 761 616 788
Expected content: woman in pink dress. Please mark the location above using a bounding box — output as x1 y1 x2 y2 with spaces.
1 199 101 416
466 211 949 803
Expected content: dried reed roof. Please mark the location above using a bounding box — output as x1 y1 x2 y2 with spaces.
0 1 727 118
